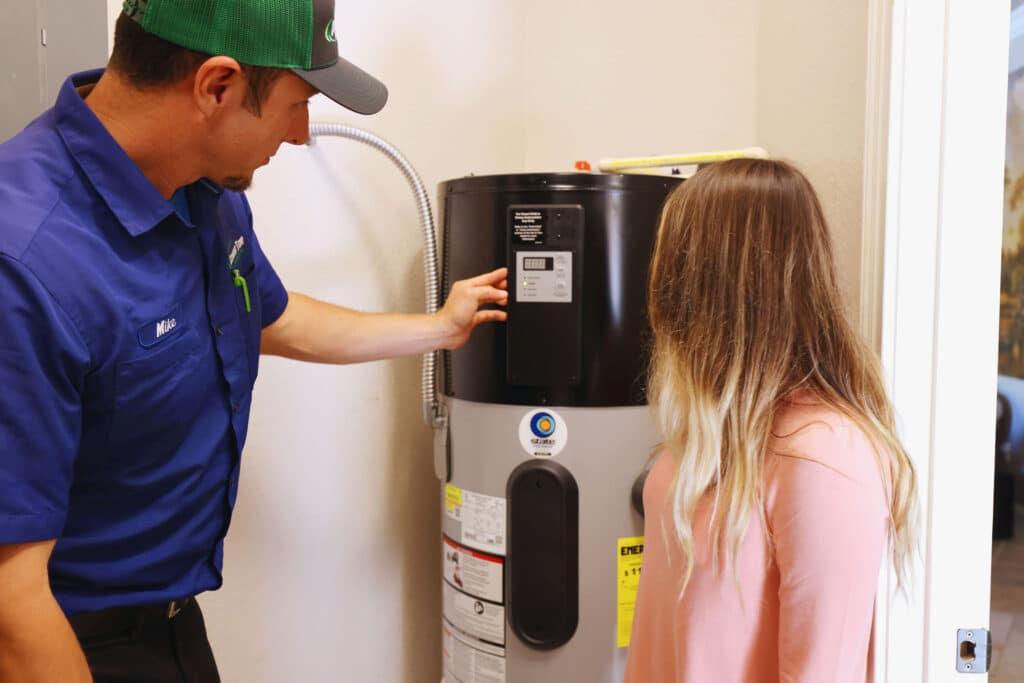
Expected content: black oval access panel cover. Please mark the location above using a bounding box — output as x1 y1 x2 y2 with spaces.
506 459 579 649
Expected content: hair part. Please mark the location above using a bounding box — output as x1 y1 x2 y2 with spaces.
107 12 286 116
646 158 919 597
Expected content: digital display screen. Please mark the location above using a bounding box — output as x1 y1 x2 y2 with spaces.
523 257 553 271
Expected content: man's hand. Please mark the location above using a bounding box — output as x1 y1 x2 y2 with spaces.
262 267 509 365
436 267 508 350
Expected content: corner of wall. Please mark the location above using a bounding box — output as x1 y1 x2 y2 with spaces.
753 0 873 327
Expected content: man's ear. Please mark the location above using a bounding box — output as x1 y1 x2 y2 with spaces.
193 56 245 119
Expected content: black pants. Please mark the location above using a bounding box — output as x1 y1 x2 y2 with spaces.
69 597 221 683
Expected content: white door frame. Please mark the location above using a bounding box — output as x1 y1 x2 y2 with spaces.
868 0 1009 681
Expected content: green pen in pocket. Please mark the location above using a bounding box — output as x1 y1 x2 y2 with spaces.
232 269 251 313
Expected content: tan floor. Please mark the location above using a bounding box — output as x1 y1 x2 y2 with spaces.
990 505 1024 682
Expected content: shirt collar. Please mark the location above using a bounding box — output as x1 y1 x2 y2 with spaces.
54 69 221 237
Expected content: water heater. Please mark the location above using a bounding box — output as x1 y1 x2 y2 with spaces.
437 172 681 683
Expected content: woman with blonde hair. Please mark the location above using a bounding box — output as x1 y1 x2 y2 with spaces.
624 158 918 682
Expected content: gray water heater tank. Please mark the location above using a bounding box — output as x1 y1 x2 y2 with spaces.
436 172 681 683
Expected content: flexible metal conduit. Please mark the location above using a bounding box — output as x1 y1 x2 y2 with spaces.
308 122 444 429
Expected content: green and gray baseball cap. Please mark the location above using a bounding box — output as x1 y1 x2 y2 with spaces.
123 0 388 115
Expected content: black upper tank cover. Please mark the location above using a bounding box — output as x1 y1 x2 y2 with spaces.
440 172 682 408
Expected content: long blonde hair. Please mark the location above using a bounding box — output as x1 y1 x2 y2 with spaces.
646 158 917 594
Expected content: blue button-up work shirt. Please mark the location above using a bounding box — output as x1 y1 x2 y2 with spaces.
0 70 289 614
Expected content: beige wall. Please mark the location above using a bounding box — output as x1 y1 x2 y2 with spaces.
756 0 870 324
519 0 759 171
518 0 870 318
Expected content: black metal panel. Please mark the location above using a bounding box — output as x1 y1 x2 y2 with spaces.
440 172 681 407
506 459 579 649
506 204 584 388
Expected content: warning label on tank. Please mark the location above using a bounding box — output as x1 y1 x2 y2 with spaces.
617 536 644 648
460 490 506 555
511 209 545 245
445 484 463 521
444 536 504 604
443 582 505 645
443 620 506 683
445 486 506 555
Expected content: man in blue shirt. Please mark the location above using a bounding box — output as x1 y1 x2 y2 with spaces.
0 2 507 681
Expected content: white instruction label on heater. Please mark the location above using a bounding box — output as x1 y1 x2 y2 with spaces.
460 490 506 555
443 620 506 683
443 582 505 645
444 536 504 604
518 408 568 457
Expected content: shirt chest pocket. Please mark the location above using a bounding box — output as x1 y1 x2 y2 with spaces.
109 327 207 456
229 258 262 385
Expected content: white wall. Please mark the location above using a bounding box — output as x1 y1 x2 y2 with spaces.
96 2 869 681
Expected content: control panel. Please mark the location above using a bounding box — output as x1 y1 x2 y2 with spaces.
506 205 584 388
516 252 573 303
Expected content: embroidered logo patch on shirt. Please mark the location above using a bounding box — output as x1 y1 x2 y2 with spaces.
138 305 184 348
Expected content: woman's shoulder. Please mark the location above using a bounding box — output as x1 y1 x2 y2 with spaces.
767 389 886 489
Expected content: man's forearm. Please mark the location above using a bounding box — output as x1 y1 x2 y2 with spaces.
261 269 508 365
261 292 453 364
0 589 91 683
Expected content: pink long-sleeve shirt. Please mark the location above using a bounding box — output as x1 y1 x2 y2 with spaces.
624 395 890 683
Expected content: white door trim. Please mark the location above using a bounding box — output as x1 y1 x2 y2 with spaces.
871 1 1008 681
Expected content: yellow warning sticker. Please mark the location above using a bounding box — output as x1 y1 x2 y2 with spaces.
617 536 644 648
445 484 463 516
